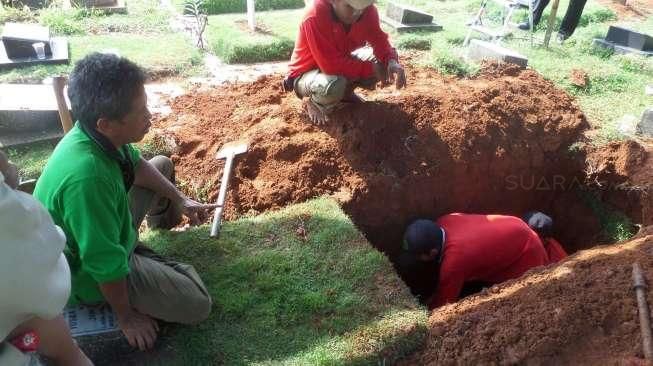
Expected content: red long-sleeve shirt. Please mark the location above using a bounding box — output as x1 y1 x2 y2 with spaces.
287 0 398 80
430 214 566 309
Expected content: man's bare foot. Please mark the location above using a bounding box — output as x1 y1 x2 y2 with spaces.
304 99 329 125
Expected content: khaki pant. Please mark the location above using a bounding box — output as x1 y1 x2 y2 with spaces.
293 46 379 112
126 156 212 324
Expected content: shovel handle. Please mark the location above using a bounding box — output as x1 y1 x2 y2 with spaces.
210 154 235 238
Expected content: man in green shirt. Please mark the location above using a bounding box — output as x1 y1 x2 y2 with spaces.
34 53 216 351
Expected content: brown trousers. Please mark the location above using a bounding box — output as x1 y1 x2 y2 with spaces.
126 156 212 324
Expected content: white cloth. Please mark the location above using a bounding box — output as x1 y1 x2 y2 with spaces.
0 171 71 342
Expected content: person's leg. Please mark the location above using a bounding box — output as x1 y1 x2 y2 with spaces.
294 69 349 124
128 155 182 231
531 0 551 25
8 316 92 366
558 0 588 38
127 245 212 325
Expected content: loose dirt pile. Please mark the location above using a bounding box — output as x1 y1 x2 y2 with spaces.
152 63 592 257
403 229 653 366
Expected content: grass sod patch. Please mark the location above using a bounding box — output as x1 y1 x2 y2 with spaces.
141 198 428 365
0 32 204 83
206 10 302 63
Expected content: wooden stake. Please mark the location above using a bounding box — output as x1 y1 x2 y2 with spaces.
633 262 653 362
52 76 74 134
543 0 560 48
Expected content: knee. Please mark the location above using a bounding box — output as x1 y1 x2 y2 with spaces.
181 293 213 324
296 71 348 106
148 155 174 179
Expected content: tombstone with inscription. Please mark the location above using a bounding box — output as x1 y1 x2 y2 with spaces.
0 23 69 68
594 26 653 57
381 2 442 33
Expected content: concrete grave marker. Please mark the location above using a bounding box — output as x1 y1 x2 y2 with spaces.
382 2 442 33
0 84 68 148
637 108 653 138
467 39 528 68
594 26 653 57
0 23 69 69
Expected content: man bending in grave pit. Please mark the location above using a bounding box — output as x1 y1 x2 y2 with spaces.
282 0 407 125
399 213 567 309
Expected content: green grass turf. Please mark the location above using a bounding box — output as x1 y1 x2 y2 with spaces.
141 197 428 365
0 0 204 82
205 9 302 64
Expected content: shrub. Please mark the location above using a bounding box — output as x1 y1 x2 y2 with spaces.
430 52 479 77
0 3 37 23
38 6 87 35
397 34 432 50
199 0 304 15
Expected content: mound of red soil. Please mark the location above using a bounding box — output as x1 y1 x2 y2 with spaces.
152 63 593 257
403 229 653 366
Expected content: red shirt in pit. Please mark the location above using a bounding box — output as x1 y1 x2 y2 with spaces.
430 214 567 309
287 0 398 80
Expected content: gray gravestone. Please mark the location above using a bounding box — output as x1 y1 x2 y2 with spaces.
387 2 434 24
637 108 653 138
606 26 653 51
593 26 653 57
467 39 528 68
382 2 442 33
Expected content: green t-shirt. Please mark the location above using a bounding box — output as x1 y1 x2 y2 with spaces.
34 123 141 305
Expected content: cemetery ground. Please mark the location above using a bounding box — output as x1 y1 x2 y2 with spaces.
3 0 653 364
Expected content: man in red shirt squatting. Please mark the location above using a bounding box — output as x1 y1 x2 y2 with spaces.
402 212 567 309
283 0 407 124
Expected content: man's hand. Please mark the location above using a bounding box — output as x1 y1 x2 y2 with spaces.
372 61 388 86
387 59 406 89
180 197 219 225
117 310 159 351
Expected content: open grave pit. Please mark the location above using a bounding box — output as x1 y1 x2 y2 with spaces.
150 62 652 302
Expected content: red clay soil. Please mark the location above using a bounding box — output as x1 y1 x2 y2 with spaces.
402 228 653 366
152 63 596 257
596 0 652 19
569 69 589 88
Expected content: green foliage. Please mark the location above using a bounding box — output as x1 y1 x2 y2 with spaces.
580 191 637 243
196 0 304 15
142 198 427 365
397 34 432 50
206 12 301 64
0 3 37 23
5 140 56 180
577 8 616 27
38 6 88 35
214 36 294 63
614 54 653 74
430 52 479 77
0 32 204 83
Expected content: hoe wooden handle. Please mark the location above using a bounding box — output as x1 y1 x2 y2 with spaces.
53 76 74 134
